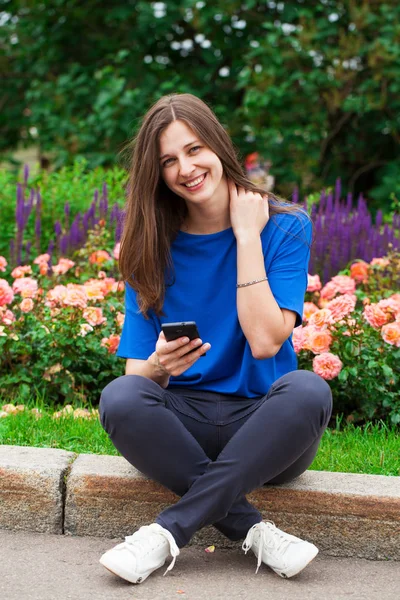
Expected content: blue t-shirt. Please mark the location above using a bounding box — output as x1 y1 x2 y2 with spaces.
117 210 312 397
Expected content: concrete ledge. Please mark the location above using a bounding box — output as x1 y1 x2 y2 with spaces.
64 453 400 560
0 446 75 534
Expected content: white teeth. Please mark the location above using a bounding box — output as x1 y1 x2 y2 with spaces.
185 174 205 188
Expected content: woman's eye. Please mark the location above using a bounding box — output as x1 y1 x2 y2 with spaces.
190 146 201 153
162 157 175 167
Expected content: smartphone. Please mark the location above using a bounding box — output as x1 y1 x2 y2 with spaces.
161 321 206 356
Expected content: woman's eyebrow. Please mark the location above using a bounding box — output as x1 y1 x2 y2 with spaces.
160 140 200 160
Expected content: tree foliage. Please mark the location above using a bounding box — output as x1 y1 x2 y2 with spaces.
2 0 400 206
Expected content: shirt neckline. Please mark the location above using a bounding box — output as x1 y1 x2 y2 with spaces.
178 226 233 238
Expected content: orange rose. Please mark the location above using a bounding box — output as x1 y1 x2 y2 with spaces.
309 330 332 354
350 261 369 283
381 322 400 347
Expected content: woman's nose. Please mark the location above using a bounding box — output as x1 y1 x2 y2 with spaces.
179 157 195 177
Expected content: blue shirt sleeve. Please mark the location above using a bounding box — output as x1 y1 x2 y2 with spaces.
116 283 159 359
266 212 312 327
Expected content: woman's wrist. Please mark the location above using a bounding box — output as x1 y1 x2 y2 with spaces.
147 352 170 387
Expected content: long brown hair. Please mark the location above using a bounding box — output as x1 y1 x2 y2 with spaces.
119 93 309 318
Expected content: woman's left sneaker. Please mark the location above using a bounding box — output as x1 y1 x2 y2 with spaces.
242 521 318 578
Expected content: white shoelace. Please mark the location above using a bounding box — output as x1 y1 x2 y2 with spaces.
242 521 291 574
124 523 180 576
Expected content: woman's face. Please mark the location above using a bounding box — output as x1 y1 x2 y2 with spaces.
159 120 225 205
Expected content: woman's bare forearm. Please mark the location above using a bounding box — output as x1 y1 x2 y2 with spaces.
125 355 170 388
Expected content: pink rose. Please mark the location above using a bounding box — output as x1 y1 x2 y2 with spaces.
20 298 34 313
381 322 400 347
330 275 356 295
309 330 332 354
89 250 112 265
303 302 319 321
363 304 390 329
292 327 305 353
0 257 7 272
113 243 120 260
307 274 321 292
62 286 88 310
325 294 357 323
319 281 338 301
52 258 75 276
12 277 38 299
116 312 125 328
82 307 107 326
0 279 14 306
45 285 68 307
0 308 15 325
370 257 390 268
101 334 120 354
308 308 333 329
11 265 32 279
313 352 343 380
34 254 50 264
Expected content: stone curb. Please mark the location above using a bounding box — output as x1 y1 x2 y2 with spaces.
1 445 399 560
0 446 75 534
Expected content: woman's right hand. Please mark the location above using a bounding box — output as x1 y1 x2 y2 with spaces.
149 331 211 377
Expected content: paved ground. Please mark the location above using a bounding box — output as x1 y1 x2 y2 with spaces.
0 530 398 600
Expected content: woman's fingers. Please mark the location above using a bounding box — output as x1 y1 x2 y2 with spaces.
168 343 211 376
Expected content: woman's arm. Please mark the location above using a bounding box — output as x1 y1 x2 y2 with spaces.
125 356 170 388
236 236 297 359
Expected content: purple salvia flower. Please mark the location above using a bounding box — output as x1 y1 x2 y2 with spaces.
102 182 109 218
60 235 68 255
375 210 383 227
292 186 299 204
23 164 29 185
54 221 62 237
16 184 24 230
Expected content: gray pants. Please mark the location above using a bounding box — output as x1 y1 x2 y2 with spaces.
100 370 332 548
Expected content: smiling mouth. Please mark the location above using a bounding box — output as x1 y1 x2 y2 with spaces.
182 173 207 188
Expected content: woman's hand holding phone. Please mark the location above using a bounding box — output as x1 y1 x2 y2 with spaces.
149 331 211 378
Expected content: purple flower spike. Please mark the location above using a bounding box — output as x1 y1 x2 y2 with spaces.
16 184 24 230
47 240 55 258
54 221 62 237
23 164 29 185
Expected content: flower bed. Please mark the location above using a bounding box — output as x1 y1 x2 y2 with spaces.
296 250 400 424
0 225 124 406
0 222 399 423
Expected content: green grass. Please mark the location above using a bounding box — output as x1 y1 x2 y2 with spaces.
0 408 399 476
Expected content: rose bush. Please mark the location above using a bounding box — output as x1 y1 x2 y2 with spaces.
295 248 400 424
0 224 124 406
1 220 399 423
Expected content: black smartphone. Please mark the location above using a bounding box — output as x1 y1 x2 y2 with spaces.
161 321 206 356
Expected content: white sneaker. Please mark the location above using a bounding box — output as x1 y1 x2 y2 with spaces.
242 521 318 578
99 523 180 584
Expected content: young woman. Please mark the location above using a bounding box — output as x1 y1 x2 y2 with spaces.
99 93 332 584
